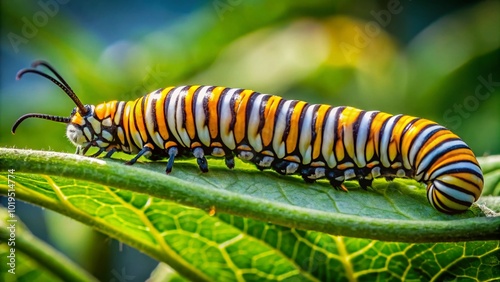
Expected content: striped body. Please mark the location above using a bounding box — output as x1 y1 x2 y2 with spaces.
68 85 483 214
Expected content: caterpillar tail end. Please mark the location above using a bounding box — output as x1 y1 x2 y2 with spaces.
426 174 483 214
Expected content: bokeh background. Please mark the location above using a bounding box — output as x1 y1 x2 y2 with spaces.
1 0 499 280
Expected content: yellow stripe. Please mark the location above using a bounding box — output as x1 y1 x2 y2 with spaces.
312 105 330 160
122 100 135 147
185 86 200 139
339 107 361 162
286 101 307 154
365 126 375 163
389 115 414 161
135 96 148 141
156 87 174 140
370 112 391 158
107 101 118 119
401 119 428 162
95 103 107 120
208 87 225 139
233 90 254 144
261 96 282 147
71 113 84 126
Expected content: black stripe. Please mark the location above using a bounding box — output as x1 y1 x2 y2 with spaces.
406 123 442 166
332 106 344 165
190 86 205 144
338 107 355 163
257 95 270 133
419 138 468 174
309 104 320 146
150 88 164 132
130 97 143 149
429 160 483 181
434 180 475 206
432 192 454 214
180 88 187 128
204 86 215 127
139 95 148 142
228 88 243 131
151 97 159 132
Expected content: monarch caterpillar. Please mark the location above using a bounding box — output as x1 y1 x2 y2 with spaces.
12 60 483 214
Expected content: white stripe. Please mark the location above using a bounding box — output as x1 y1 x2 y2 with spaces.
219 88 238 150
272 100 292 158
417 139 465 178
299 105 314 164
247 95 265 152
175 89 191 148
434 180 475 204
166 87 185 146
408 124 444 168
114 102 124 126
194 86 211 146
144 90 164 149
428 161 482 181
321 107 339 168
131 99 146 149
355 111 376 167
380 115 399 167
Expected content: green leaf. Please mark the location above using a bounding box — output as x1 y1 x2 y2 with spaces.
1 147 500 281
479 155 500 196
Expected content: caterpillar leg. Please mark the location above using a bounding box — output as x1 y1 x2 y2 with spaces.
302 167 326 181
165 147 178 174
193 147 209 173
104 147 118 158
358 177 373 190
302 175 316 183
273 160 299 175
329 179 348 192
385 176 395 182
80 142 94 155
254 155 274 171
126 144 154 165
327 172 348 192
225 154 235 169
90 147 106 158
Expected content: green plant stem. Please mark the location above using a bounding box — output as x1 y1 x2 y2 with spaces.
0 211 98 282
1 148 499 243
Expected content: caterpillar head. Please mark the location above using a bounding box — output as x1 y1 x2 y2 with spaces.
12 60 116 155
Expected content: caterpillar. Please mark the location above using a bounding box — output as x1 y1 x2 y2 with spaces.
12 60 484 214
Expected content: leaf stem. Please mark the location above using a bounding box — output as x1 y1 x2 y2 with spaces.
0 208 99 282
1 148 499 243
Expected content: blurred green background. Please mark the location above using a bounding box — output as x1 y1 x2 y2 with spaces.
1 0 499 280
